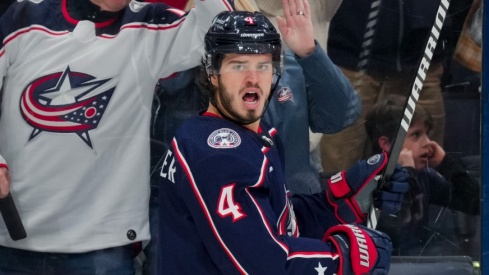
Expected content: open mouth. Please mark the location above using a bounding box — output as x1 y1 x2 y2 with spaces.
419 152 430 163
242 92 259 104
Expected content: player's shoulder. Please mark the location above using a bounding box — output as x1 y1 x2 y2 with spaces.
6 0 49 11
122 0 186 25
173 115 268 166
0 0 54 34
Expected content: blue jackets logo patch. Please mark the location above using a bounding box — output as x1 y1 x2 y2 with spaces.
207 128 241 149
367 154 381 165
277 87 293 102
19 66 116 149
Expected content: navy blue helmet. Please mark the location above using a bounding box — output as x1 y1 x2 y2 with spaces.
205 11 283 76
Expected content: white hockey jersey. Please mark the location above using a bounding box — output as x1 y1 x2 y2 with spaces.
0 0 232 252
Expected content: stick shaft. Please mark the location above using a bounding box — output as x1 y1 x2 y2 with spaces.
367 0 451 229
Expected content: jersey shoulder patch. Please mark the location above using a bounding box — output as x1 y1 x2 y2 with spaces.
207 128 241 149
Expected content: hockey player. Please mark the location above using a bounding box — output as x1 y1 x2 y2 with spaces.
0 0 232 273
158 9 409 274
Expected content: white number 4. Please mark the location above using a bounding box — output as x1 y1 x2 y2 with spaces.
217 184 246 222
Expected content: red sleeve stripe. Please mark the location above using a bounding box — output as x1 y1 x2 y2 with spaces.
249 156 268 188
0 49 4 58
245 188 289 254
0 164 8 170
277 195 288 235
220 0 233 11
172 138 249 275
98 0 234 40
3 25 69 46
287 252 339 260
99 17 186 39
167 8 186 16
277 201 288 236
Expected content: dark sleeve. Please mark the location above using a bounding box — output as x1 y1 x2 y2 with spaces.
433 155 480 214
296 41 361 133
175 149 341 274
291 192 341 240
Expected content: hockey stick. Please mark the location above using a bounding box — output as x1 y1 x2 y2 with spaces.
0 193 26 240
367 0 451 229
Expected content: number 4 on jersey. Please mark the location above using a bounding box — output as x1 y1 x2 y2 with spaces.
217 184 246 222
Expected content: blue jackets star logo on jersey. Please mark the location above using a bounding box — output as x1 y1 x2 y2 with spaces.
19 66 117 148
277 87 293 102
207 128 241 149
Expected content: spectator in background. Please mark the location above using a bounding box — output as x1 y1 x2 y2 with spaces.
365 95 480 256
320 0 451 174
453 0 482 73
0 0 232 274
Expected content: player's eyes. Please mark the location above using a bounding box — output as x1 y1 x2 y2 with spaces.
232 64 247 71
257 64 271 71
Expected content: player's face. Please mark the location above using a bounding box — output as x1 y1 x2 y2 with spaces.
89 0 132 12
403 121 431 170
211 53 274 126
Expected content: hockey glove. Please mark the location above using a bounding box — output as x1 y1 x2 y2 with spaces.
324 224 392 275
325 153 409 224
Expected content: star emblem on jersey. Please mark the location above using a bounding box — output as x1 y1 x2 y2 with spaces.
20 66 117 148
207 128 241 149
277 87 293 102
314 262 327 275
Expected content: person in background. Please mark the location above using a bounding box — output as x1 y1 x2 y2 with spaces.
365 95 480 256
320 0 451 174
453 0 482 73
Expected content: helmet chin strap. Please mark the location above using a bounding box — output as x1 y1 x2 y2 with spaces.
208 74 282 127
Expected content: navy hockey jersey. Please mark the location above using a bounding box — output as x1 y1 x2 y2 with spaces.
158 113 343 274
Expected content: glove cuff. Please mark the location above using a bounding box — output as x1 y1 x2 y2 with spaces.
323 224 390 275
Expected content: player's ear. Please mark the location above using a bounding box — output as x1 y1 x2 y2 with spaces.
210 74 219 87
378 136 391 152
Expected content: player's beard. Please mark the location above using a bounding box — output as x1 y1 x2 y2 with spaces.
215 78 264 125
